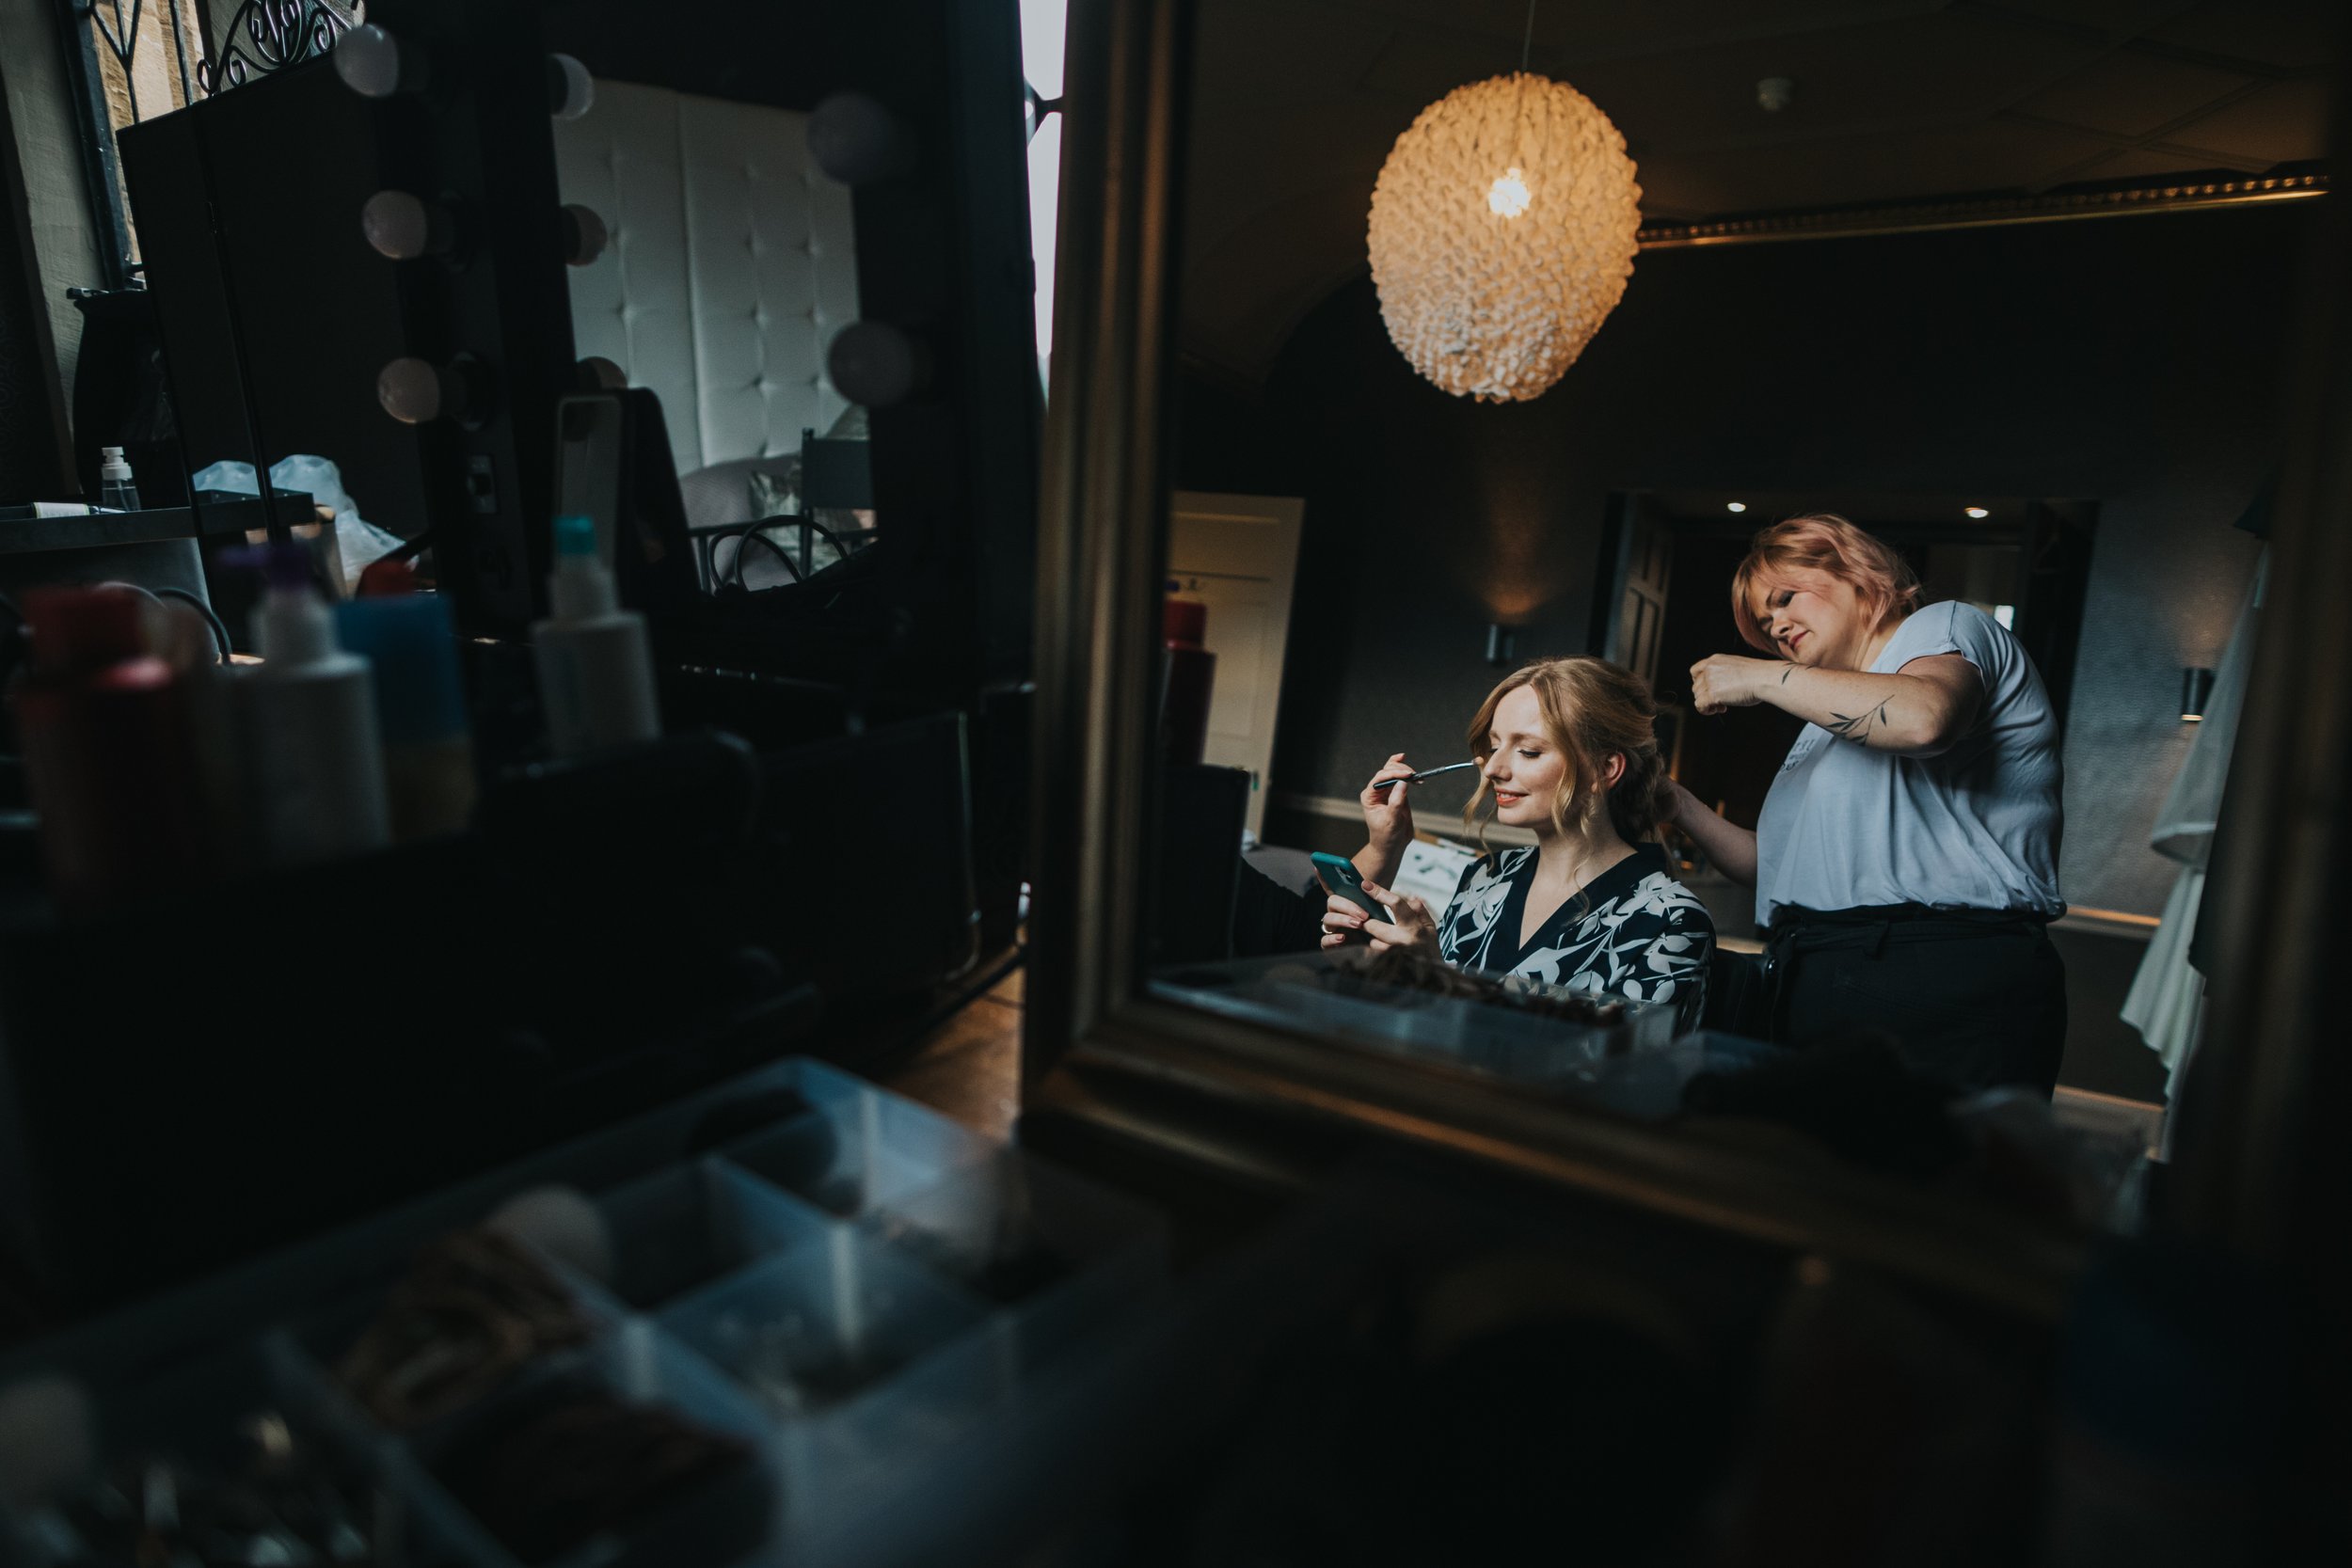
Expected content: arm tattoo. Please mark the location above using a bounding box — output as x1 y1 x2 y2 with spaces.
1779 666 1793 686
1825 700 1893 746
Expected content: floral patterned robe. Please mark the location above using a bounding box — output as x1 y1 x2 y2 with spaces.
1436 844 1714 1032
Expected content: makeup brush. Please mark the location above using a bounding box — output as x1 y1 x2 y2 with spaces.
1373 760 1479 793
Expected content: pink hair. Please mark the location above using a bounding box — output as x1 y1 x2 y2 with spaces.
1729 513 1920 653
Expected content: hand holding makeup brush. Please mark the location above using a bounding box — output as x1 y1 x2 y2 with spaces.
1359 752 1419 852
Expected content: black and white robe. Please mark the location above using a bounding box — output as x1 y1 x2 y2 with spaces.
1437 843 1715 1032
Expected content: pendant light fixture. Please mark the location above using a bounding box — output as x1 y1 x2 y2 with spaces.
1367 2 1641 402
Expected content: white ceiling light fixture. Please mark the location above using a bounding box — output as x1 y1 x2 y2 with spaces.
1965 506 1991 518
1366 3 1641 403
1726 501 1748 514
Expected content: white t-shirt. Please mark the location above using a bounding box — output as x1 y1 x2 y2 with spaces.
1754 600 2064 929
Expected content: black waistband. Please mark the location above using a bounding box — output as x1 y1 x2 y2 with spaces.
1773 902 2052 931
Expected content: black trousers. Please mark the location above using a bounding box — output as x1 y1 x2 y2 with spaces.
1766 906 2068 1095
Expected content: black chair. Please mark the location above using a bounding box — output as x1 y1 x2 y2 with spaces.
1700 946 1772 1038
703 426 879 588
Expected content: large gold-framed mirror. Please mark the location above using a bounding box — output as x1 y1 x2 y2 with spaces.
1022 0 2351 1320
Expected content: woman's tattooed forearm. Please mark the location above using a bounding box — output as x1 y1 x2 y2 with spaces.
1825 700 1892 745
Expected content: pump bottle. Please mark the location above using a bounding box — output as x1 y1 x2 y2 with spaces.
239 545 391 865
97 447 140 512
532 514 659 754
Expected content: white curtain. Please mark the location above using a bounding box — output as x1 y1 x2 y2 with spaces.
2122 552 2265 1092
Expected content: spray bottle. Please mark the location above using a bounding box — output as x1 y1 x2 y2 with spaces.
97 447 140 512
532 514 659 754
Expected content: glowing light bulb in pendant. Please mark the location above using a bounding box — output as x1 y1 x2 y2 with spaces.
1487 166 1531 218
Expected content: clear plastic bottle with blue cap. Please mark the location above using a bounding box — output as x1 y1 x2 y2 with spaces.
532 514 659 755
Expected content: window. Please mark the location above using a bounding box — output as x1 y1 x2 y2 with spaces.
1019 0 1066 382
56 0 360 286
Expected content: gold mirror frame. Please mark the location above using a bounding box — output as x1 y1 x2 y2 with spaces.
1025 0 2352 1318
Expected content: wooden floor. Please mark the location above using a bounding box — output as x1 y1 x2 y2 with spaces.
879 963 1024 1143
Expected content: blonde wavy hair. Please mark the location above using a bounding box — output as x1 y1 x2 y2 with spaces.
1462 657 1677 857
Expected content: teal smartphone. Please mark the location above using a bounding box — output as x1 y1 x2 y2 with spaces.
1311 851 1388 925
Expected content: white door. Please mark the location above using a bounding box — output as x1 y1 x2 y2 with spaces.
1168 492 1306 840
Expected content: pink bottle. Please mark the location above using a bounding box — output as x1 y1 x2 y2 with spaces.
13 589 209 915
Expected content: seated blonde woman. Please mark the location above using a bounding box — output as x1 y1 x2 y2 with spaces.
1323 657 1714 1032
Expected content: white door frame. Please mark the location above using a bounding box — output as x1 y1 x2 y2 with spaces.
1167 491 1306 840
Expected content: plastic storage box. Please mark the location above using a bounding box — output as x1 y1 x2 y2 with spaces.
0 1058 1169 1568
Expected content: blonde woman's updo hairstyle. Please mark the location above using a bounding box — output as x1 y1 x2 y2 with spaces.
1464 657 1677 851
1729 513 1922 653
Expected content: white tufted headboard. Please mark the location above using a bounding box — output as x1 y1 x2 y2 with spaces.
553 80 861 480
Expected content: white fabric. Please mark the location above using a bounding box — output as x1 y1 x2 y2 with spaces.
188 454 402 592
1755 600 2065 928
553 81 860 479
2122 865 2208 1085
1393 838 1478 919
2123 553 2265 1086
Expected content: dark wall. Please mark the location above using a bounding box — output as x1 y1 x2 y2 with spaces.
1176 204 2305 917
540 0 882 114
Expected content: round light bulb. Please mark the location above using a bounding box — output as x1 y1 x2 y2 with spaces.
1486 166 1531 219
828 321 930 408
809 92 914 185
562 204 609 266
377 357 443 424
334 24 414 99
1726 501 1748 514
573 356 628 390
548 53 595 120
360 190 430 260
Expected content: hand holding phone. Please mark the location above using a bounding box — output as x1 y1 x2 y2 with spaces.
1311 851 1386 924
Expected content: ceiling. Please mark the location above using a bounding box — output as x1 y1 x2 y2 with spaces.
1179 0 2341 380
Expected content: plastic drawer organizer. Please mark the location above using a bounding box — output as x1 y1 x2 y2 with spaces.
0 1061 1168 1568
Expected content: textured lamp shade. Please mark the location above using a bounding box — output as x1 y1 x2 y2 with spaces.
1369 73 1642 402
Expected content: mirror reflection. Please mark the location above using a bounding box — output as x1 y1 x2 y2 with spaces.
1148 0 2317 1223
540 30 876 594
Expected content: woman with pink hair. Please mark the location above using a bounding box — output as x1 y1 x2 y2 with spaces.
1672 514 2067 1093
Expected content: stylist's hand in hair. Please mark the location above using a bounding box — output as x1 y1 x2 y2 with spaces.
1690 654 1779 716
1359 752 1417 848
1668 778 1719 830
1326 880 1438 957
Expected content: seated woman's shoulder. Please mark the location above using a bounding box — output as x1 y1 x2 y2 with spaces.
1621 864 1716 934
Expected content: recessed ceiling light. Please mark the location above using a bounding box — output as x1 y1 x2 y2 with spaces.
1964 506 1990 519
1726 501 1747 514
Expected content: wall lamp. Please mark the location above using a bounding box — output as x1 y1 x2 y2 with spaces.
2182 666 2215 723
1486 624 1518 668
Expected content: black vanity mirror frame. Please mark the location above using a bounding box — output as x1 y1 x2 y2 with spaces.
1025 0 2352 1319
